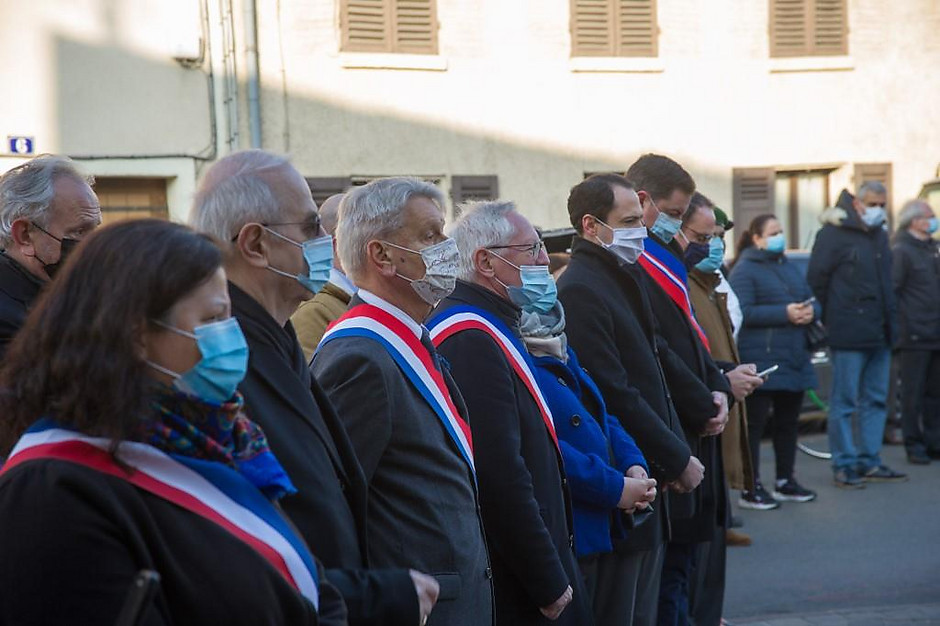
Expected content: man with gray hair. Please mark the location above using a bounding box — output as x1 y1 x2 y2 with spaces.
808 183 905 487
891 199 940 464
191 151 434 626
0 154 100 357
292 192 357 360
426 200 590 626
311 177 492 626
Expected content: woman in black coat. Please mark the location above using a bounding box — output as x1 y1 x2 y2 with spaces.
729 214 820 511
0 220 345 626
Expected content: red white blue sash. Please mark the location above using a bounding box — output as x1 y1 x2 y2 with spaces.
1 422 320 610
319 304 475 474
638 237 711 352
426 306 560 451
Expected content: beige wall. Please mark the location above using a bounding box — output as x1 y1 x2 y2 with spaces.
2 0 938 230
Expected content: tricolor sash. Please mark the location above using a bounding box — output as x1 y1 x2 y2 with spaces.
318 304 475 474
1 421 320 610
426 306 560 452
638 237 711 352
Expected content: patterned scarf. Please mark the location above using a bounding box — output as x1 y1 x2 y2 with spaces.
145 386 296 500
519 301 569 362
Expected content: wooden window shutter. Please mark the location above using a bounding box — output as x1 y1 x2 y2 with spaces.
770 0 847 58
341 0 438 54
451 176 499 216
306 177 352 207
571 0 657 58
732 167 776 233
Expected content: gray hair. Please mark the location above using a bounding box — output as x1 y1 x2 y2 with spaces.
0 155 93 247
858 181 887 198
189 149 300 242
337 177 445 283
447 200 517 281
897 199 932 230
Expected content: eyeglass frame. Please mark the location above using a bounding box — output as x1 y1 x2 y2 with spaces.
484 240 546 260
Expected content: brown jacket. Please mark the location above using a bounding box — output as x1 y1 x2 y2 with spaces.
291 282 353 361
689 269 755 492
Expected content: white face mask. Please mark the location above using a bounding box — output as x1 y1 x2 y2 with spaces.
594 218 648 265
385 238 460 306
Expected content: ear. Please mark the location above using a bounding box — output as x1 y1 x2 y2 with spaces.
636 190 650 207
133 319 153 361
366 240 397 278
581 214 599 240
9 218 37 256
474 248 495 278
233 223 269 269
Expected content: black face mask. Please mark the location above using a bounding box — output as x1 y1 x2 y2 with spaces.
683 241 709 270
42 237 80 279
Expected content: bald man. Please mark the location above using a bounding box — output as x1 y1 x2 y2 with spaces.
292 193 357 360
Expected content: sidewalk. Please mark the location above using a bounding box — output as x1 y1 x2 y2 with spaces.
735 602 940 625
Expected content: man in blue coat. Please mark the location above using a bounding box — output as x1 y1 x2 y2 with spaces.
807 183 906 488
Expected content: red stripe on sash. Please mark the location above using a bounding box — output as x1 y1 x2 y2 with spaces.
3 440 299 591
638 253 712 352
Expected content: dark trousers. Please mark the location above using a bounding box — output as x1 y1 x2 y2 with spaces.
745 389 804 483
688 500 728 626
657 542 695 626
898 349 940 454
579 545 645 626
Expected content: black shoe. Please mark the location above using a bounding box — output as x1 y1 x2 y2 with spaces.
907 450 931 465
773 479 817 502
833 467 866 489
738 483 780 510
861 464 908 482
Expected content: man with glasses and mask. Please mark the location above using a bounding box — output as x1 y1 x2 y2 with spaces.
311 178 493 626
191 152 435 626
427 201 590 626
0 155 100 358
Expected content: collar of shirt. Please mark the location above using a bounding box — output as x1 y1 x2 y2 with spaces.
329 268 357 298
356 288 424 339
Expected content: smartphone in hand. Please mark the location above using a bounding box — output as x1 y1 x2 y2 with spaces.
756 365 779 379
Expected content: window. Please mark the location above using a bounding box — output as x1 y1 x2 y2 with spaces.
775 170 831 249
450 176 499 217
732 167 776 238
93 177 169 226
571 0 658 57
340 0 438 55
770 0 848 58
306 177 352 207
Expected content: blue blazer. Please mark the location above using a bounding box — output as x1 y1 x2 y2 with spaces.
532 346 648 558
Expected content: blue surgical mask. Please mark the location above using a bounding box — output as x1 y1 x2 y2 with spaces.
928 217 939 235
694 237 725 274
492 253 558 314
146 317 249 405
765 233 786 254
862 206 887 227
649 200 683 243
265 228 333 293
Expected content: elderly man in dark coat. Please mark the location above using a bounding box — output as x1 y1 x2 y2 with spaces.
311 177 493 626
428 200 591 626
190 151 433 626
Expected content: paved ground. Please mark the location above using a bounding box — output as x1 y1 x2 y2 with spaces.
724 433 940 624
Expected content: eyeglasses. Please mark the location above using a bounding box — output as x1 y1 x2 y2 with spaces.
485 240 546 260
230 214 322 242
682 226 714 244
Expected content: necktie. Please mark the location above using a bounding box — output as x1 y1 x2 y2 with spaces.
420 328 443 373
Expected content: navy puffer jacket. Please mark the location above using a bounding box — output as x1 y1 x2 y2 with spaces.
729 247 820 392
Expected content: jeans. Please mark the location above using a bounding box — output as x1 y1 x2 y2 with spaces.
827 348 891 471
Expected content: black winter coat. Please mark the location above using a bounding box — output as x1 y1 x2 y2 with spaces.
0 252 42 360
807 190 896 350
558 237 692 551
432 281 591 626
892 230 940 350
231 283 417 626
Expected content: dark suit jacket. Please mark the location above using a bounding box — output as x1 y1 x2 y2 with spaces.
558 237 692 551
230 283 416 626
431 281 592 626
0 252 42 360
639 233 730 542
311 294 494 626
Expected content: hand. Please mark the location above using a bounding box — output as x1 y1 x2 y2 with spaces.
786 303 814 326
674 455 705 493
625 465 648 480
409 570 440 626
540 585 573 620
702 392 729 436
618 476 658 512
726 364 764 402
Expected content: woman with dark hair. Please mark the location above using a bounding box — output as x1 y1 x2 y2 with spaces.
729 214 821 511
0 219 344 625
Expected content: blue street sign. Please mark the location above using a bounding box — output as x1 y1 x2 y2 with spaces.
8 136 35 155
